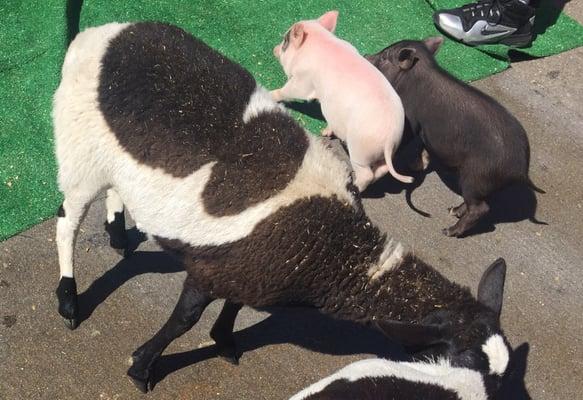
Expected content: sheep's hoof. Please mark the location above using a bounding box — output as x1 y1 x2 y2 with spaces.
56 277 79 330
215 343 240 365
127 367 153 393
113 247 131 258
219 354 240 366
63 318 78 330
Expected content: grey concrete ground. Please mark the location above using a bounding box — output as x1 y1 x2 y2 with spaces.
2 4 583 399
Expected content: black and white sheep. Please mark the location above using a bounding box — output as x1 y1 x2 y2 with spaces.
290 354 505 400
53 22 511 393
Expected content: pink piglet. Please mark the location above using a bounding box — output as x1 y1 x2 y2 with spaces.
272 10 413 190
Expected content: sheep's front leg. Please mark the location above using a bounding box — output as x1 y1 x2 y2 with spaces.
127 277 212 393
210 300 243 365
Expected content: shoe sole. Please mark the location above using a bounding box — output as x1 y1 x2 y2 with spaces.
435 24 533 48
433 13 533 48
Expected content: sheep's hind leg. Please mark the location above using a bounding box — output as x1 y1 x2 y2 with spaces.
104 188 129 256
127 277 213 393
56 189 98 330
210 300 243 365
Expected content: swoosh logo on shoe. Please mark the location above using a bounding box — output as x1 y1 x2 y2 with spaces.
480 25 513 36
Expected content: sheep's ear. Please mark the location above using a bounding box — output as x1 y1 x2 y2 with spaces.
291 23 307 48
397 48 418 70
424 36 444 55
376 320 446 346
318 10 339 33
477 258 507 319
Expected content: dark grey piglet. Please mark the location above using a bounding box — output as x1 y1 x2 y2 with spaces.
366 37 544 237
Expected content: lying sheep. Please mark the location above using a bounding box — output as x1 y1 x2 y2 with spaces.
290 355 504 400
53 22 511 393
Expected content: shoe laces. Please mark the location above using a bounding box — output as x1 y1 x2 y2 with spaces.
460 0 503 27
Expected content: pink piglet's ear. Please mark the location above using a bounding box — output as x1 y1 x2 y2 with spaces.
318 10 339 33
291 23 307 48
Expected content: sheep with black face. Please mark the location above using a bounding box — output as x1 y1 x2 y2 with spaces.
290 353 507 400
53 22 512 394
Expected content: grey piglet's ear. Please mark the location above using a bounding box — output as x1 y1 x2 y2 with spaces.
397 48 418 70
424 36 444 55
477 258 507 319
364 53 377 64
376 320 447 347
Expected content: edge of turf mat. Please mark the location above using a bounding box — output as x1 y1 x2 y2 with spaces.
1 0 582 242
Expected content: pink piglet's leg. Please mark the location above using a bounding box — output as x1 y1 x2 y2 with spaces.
271 77 316 102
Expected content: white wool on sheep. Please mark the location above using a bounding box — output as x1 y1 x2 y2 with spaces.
290 358 488 400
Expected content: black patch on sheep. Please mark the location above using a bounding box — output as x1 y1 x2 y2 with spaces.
202 111 308 215
156 196 384 309
157 196 490 330
301 376 461 400
140 197 505 388
57 204 65 217
98 22 308 215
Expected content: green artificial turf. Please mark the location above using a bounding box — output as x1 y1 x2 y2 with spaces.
0 1 68 242
1 0 583 241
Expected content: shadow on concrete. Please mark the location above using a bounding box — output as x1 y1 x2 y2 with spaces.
153 307 407 389
77 228 180 325
76 243 406 390
402 159 546 238
496 342 532 400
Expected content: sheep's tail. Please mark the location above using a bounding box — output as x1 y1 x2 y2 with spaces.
526 177 545 194
384 138 413 184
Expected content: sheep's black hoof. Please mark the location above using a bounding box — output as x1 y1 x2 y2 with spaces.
128 349 157 393
127 369 152 393
63 318 78 330
105 212 129 257
113 246 132 258
56 277 79 330
215 344 240 365
220 354 240 366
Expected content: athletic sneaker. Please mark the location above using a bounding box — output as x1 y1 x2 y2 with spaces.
433 0 536 47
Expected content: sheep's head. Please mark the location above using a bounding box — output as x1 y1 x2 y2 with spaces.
377 259 511 384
